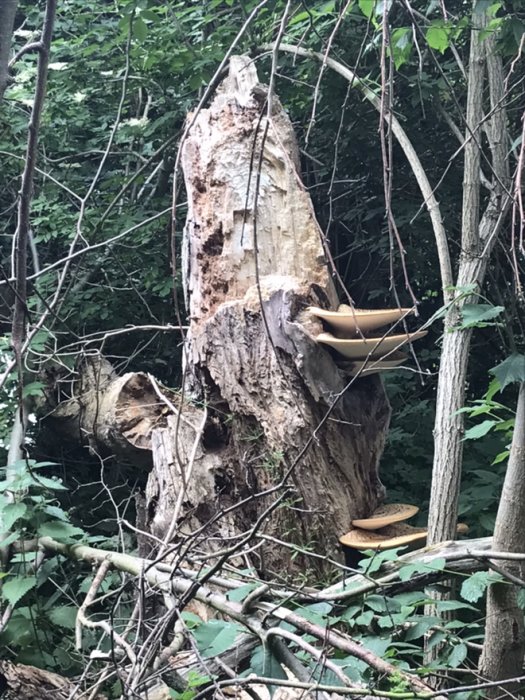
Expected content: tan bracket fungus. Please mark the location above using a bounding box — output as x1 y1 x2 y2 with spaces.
351 503 419 530
309 304 426 375
340 521 469 568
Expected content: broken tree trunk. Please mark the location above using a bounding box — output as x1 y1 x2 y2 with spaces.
145 56 391 576
42 57 391 577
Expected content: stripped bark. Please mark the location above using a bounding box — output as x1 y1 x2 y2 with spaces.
144 55 391 575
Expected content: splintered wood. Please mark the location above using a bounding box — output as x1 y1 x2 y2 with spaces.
147 55 392 575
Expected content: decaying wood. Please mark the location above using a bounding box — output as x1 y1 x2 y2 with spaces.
43 56 391 576
44 354 173 466
0 660 107 700
144 55 391 575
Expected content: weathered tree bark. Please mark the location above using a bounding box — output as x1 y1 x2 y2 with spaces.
423 13 512 673
0 0 18 104
145 56 391 575
427 4 511 546
43 355 172 467
43 57 391 576
479 382 525 695
0 660 106 700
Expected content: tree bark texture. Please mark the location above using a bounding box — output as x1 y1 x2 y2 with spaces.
427 5 511 547
479 383 525 694
145 56 391 575
43 355 172 467
0 660 107 700
0 0 18 104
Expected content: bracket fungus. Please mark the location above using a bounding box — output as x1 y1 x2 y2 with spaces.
316 330 428 360
340 520 469 568
310 303 426 375
308 305 415 335
351 503 419 530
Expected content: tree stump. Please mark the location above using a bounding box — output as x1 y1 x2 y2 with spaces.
145 56 391 576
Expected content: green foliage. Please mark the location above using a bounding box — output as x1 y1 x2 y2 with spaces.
460 571 506 603
490 354 525 391
1 0 524 692
0 459 85 542
456 304 504 330
192 619 244 659
169 671 211 700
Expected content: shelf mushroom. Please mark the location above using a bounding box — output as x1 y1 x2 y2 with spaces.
315 330 427 360
308 305 415 335
340 521 469 568
351 503 419 530
309 303 426 373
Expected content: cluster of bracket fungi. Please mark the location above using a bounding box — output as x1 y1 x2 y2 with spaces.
309 303 427 377
338 504 468 566
309 303 467 561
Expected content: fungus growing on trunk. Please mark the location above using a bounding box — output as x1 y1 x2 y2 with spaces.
316 330 428 360
308 306 415 335
339 520 468 568
352 503 419 530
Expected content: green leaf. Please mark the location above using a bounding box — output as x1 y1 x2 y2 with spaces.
0 530 22 549
297 602 335 625
181 612 202 629
226 583 258 603
364 594 402 613
22 381 45 398
43 505 70 522
447 643 468 668
490 354 525 391
1 502 27 530
250 645 287 681
133 17 148 42
357 634 392 657
458 304 504 329
405 618 437 641
358 547 404 574
2 575 37 607
32 475 68 491
341 604 361 623
461 571 504 603
398 558 446 582
492 449 510 465
463 419 498 440
48 605 78 629
192 620 243 658
426 25 449 53
37 520 85 540
358 0 374 19
390 27 412 69
426 629 447 650
355 610 374 626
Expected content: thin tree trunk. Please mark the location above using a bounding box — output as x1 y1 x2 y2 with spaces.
1 0 56 571
479 383 525 694
0 0 18 104
427 1 486 546
424 5 512 675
